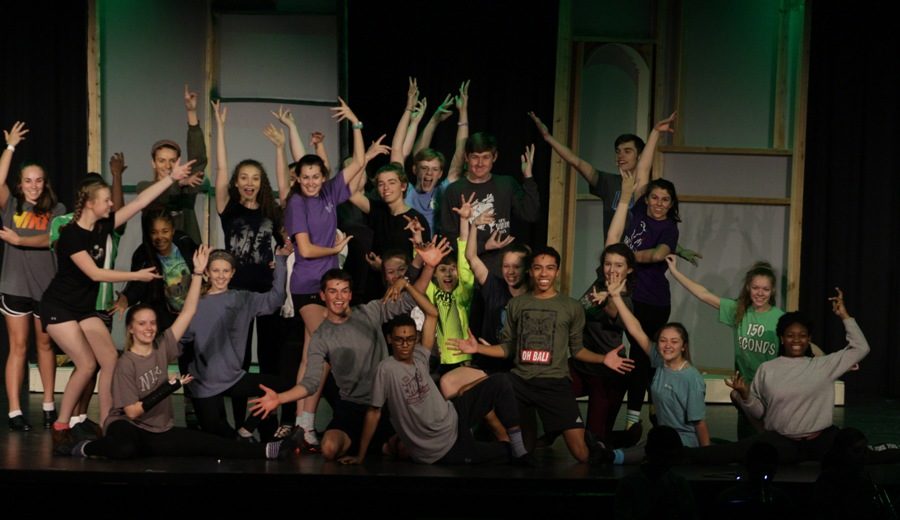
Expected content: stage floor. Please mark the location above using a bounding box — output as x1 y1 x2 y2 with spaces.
3 391 900 515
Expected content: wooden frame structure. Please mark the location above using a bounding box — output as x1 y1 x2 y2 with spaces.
549 0 810 305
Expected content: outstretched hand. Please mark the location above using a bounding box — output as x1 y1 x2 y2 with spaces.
184 84 199 112
211 100 227 126
446 330 480 355
109 152 127 177
451 193 477 221
677 247 702 266
433 93 454 122
829 287 850 320
248 384 279 419
263 123 286 147
272 105 296 127
415 236 452 268
725 371 750 400
365 134 390 161
527 112 550 139
4 121 29 148
485 230 514 251
405 77 419 111
619 168 636 196
603 345 635 374
330 97 360 126
654 111 677 134
520 144 535 178
454 80 470 112
192 244 210 274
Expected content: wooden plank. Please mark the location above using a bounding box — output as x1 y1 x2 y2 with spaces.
576 193 790 206
547 0 573 292
660 145 792 156
773 0 789 149
205 0 216 246
86 0 101 174
786 1 810 310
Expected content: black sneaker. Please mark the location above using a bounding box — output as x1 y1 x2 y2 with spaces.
586 430 614 465
8 415 32 432
71 419 102 441
43 410 57 429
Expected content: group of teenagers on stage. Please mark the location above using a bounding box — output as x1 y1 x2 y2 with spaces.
1 79 894 467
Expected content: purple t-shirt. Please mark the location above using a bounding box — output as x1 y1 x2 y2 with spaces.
285 174 351 294
623 198 678 306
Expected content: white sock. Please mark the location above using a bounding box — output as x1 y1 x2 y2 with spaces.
8 410 22 419
299 411 315 431
42 402 56 412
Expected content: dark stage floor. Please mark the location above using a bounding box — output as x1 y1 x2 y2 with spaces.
3 390 900 516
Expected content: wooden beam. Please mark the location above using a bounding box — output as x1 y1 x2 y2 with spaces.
547 0 573 293
659 145 792 156
786 1 811 310
86 0 101 174
773 0 789 149
576 194 790 206
204 0 215 246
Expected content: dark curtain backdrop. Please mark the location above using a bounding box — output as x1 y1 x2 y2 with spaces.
801 3 900 397
346 0 558 249
1 2 88 211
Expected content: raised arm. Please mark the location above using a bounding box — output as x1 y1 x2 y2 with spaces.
332 98 366 187
606 274 650 356
633 112 676 198
109 152 127 211
446 80 470 183
184 84 208 183
412 236 452 293
169 245 209 340
402 99 426 160
310 131 330 172
263 123 290 206
0 121 29 209
114 160 192 228
413 93 453 155
272 105 306 162
512 144 540 223
390 78 418 164
212 100 230 214
605 169 636 246
665 255 721 309
294 231 352 260
528 111 597 186
70 250 161 284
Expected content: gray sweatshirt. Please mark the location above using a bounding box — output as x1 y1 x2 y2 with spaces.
299 293 415 405
736 318 869 438
182 256 286 398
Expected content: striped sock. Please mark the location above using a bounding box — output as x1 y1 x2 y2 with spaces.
625 410 641 429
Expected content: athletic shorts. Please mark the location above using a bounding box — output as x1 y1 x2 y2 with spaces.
0 293 40 318
292 293 324 311
509 373 584 433
39 300 107 331
326 397 393 453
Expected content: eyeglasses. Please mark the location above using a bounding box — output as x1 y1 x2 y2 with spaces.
391 336 417 346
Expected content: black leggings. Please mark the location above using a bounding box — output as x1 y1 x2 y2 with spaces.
84 420 266 459
193 372 293 439
439 373 520 465
685 427 900 465
625 301 670 412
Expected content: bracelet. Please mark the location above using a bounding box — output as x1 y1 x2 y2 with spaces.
457 122 468 127
5 144 14 151
192 272 204 276
352 121 364 129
